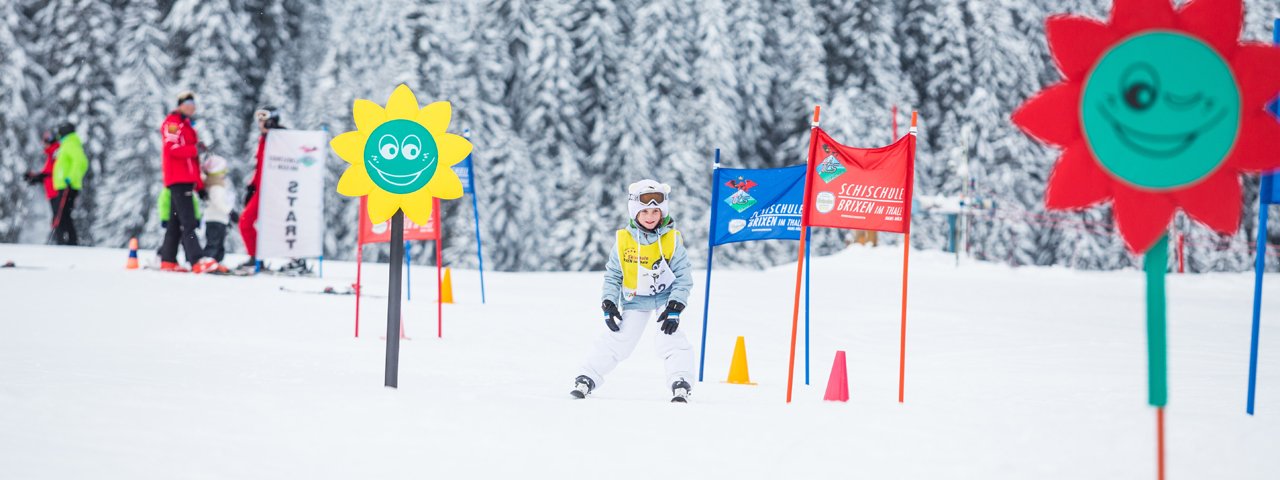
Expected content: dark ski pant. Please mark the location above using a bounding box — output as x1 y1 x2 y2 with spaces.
159 183 204 265
204 222 228 263
49 189 78 246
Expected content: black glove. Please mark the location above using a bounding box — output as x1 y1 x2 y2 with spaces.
197 188 209 200
161 220 168 229
657 301 685 335
229 210 240 223
244 185 256 206
602 300 622 332
23 172 40 185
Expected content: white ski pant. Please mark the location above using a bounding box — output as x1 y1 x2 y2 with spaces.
581 308 694 388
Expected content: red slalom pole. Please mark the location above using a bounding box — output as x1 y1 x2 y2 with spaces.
1176 233 1185 274
1157 407 1165 480
786 106 821 403
892 105 898 140
435 199 444 338
356 244 363 338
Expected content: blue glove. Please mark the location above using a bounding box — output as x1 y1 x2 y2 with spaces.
602 300 622 332
657 301 684 335
64 178 72 189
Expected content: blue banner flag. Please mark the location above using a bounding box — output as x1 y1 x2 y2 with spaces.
710 165 806 246
452 156 474 195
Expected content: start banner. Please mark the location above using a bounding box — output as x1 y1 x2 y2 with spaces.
805 128 915 233
256 130 327 258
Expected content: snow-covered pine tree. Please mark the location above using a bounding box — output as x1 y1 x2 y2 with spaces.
0 0 46 242
765 0 846 264
630 0 705 261
897 0 973 251
167 0 253 167
35 0 118 246
569 0 627 270
454 0 538 270
93 0 172 249
724 0 773 169
519 0 589 268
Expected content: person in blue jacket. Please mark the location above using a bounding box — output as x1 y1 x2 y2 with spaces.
571 179 695 402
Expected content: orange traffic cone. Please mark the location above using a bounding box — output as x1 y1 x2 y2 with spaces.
824 350 849 402
441 267 454 304
725 336 757 385
126 238 139 270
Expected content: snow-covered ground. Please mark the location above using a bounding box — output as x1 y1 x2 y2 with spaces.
0 243 1277 479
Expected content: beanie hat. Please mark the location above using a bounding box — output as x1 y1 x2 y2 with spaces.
176 91 196 107
627 179 670 221
201 155 228 175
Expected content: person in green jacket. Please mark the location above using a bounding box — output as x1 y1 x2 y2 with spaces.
51 122 88 245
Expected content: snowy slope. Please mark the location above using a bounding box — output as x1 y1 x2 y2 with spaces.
0 243 1277 479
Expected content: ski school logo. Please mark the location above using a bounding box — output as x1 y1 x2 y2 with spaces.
301 145 319 154
816 144 846 183
299 156 318 168
723 176 759 213
815 191 836 213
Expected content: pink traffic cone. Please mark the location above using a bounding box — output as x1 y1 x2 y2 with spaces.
824 350 849 402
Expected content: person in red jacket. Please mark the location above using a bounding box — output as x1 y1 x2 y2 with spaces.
158 91 220 273
236 105 287 273
23 129 60 224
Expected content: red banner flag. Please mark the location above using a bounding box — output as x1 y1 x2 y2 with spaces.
358 196 439 245
804 128 915 233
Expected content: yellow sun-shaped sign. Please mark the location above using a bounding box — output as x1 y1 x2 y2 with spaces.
332 84 472 225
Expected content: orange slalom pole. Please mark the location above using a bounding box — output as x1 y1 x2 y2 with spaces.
786 233 808 403
786 105 821 403
898 111 918 403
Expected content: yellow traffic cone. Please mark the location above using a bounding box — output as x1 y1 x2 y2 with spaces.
441 267 454 304
726 336 757 385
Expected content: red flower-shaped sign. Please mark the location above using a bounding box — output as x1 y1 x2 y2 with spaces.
1013 0 1280 253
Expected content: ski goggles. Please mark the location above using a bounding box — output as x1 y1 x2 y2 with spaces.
636 192 666 206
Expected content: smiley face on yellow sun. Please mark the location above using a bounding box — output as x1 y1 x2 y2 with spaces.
332 84 472 225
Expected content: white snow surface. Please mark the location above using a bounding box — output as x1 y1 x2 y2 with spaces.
0 243 1277 479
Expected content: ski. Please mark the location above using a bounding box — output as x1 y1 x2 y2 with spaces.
277 285 384 298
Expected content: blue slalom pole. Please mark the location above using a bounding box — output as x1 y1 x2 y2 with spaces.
318 255 324 278
470 161 486 304
804 226 812 385
698 149 721 382
405 241 412 302
1248 21 1280 416
1249 182 1270 415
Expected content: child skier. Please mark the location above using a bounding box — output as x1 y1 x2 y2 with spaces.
200 155 234 267
572 179 695 402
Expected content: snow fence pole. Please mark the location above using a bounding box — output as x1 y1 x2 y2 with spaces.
698 149 721 382
386 210 406 388
898 111 918 404
787 106 821 403
1249 176 1270 415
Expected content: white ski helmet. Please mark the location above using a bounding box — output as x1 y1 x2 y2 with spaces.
202 155 228 175
627 179 671 221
